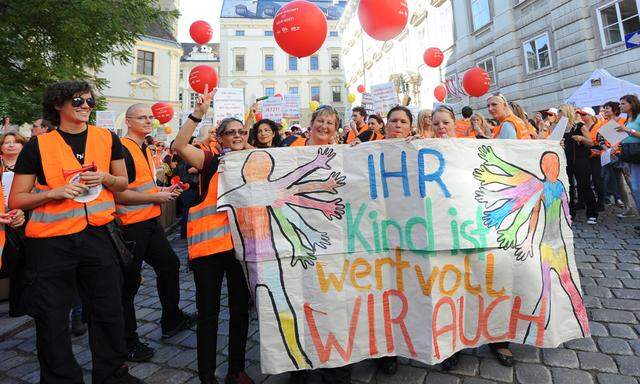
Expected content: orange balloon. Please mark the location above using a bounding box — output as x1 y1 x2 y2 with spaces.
164 126 172 134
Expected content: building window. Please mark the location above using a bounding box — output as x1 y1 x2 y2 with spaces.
235 30 245 36
265 54 274 71
189 93 197 108
330 31 339 37
597 0 640 47
476 57 496 85
235 54 245 71
523 33 551 73
179 93 183 105
264 30 273 36
331 86 341 102
265 87 275 97
331 54 340 70
289 86 299 94
310 55 319 70
311 86 320 101
470 0 491 31
136 50 154 75
289 56 298 71
179 69 184 79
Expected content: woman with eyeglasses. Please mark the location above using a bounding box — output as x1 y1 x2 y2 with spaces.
487 94 531 140
417 109 434 138
172 87 254 384
10 81 137 383
249 118 282 148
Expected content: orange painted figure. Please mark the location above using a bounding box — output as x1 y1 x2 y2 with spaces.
219 147 346 370
473 146 589 345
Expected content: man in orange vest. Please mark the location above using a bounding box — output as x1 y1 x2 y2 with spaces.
343 106 368 143
455 106 473 137
10 81 142 383
115 104 195 362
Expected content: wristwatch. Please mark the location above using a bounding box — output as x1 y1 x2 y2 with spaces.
188 114 202 123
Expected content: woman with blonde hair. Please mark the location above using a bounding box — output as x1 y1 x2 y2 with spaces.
417 109 434 138
470 113 492 138
431 106 457 138
560 103 599 224
487 94 531 139
509 101 535 139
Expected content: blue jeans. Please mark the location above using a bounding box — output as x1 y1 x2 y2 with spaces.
627 162 640 210
602 164 621 200
71 293 82 318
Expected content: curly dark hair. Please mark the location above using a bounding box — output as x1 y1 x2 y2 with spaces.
249 119 281 148
42 81 94 126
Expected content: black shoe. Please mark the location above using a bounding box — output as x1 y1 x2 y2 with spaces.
440 352 459 371
225 372 254 384
289 371 306 384
162 311 196 339
378 356 398 375
71 315 87 337
127 340 155 362
489 343 513 367
109 365 145 384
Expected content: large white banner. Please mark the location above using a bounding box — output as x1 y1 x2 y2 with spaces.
217 139 590 374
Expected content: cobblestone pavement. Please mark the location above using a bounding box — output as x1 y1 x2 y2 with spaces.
1 207 639 384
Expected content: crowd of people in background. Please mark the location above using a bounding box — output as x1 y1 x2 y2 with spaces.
0 80 639 384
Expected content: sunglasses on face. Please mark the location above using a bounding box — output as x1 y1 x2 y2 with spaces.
71 96 96 108
220 129 249 137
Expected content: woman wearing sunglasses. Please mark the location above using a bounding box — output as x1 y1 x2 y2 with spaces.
172 87 254 384
10 81 137 383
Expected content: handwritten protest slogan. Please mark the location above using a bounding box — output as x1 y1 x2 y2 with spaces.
217 140 590 374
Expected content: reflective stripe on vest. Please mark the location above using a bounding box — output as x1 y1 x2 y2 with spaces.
186 172 233 259
25 126 116 238
115 139 161 225
0 188 5 270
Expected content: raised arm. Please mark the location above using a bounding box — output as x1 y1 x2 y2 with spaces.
275 148 336 189
478 145 525 177
174 86 215 171
515 198 542 260
496 190 542 249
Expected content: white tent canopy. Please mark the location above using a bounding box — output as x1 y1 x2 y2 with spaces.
566 69 640 107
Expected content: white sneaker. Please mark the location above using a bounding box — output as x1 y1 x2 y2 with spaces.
616 199 625 208
587 217 598 225
617 209 635 218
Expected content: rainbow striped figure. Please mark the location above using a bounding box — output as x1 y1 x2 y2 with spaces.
219 148 345 370
473 145 589 344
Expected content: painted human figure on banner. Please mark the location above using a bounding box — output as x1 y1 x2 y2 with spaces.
473 145 590 343
218 148 346 370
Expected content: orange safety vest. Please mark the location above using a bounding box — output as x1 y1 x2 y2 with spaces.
0 187 5 269
26 126 116 238
346 124 368 144
115 138 161 225
589 120 605 158
196 140 219 154
492 115 531 139
289 136 307 147
186 172 233 260
455 119 471 138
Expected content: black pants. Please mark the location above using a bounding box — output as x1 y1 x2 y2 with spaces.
589 156 605 206
121 218 182 348
179 189 196 238
24 225 127 384
191 250 250 381
567 160 598 219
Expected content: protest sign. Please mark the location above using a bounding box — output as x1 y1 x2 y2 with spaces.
96 111 116 132
362 93 374 116
214 88 245 125
598 120 628 146
217 140 589 374
548 117 569 141
371 82 398 115
262 97 284 123
283 94 301 119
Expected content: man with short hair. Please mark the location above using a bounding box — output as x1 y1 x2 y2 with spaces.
344 106 368 144
455 106 473 137
115 103 195 362
31 118 47 136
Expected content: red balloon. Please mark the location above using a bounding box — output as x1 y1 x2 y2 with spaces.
275 93 282 98
151 102 174 124
357 85 366 93
434 85 447 102
358 0 408 41
189 65 218 94
462 67 491 97
423 47 444 68
273 0 327 58
189 20 213 45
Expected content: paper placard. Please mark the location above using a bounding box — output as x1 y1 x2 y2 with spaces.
283 95 301 119
214 88 245 125
371 83 398 115
361 93 374 116
598 120 628 146
262 97 284 123
548 116 568 141
96 111 116 132
2 172 13 206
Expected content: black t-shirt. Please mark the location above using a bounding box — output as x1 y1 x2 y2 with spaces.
563 122 590 164
122 140 151 184
15 129 124 185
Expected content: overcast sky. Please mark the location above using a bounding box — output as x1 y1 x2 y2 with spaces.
178 0 223 43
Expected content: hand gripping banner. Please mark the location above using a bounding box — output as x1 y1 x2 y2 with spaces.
217 139 590 374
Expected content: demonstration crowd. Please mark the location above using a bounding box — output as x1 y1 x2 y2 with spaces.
0 79 639 384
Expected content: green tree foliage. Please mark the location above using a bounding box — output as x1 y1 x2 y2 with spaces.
0 1 179 124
